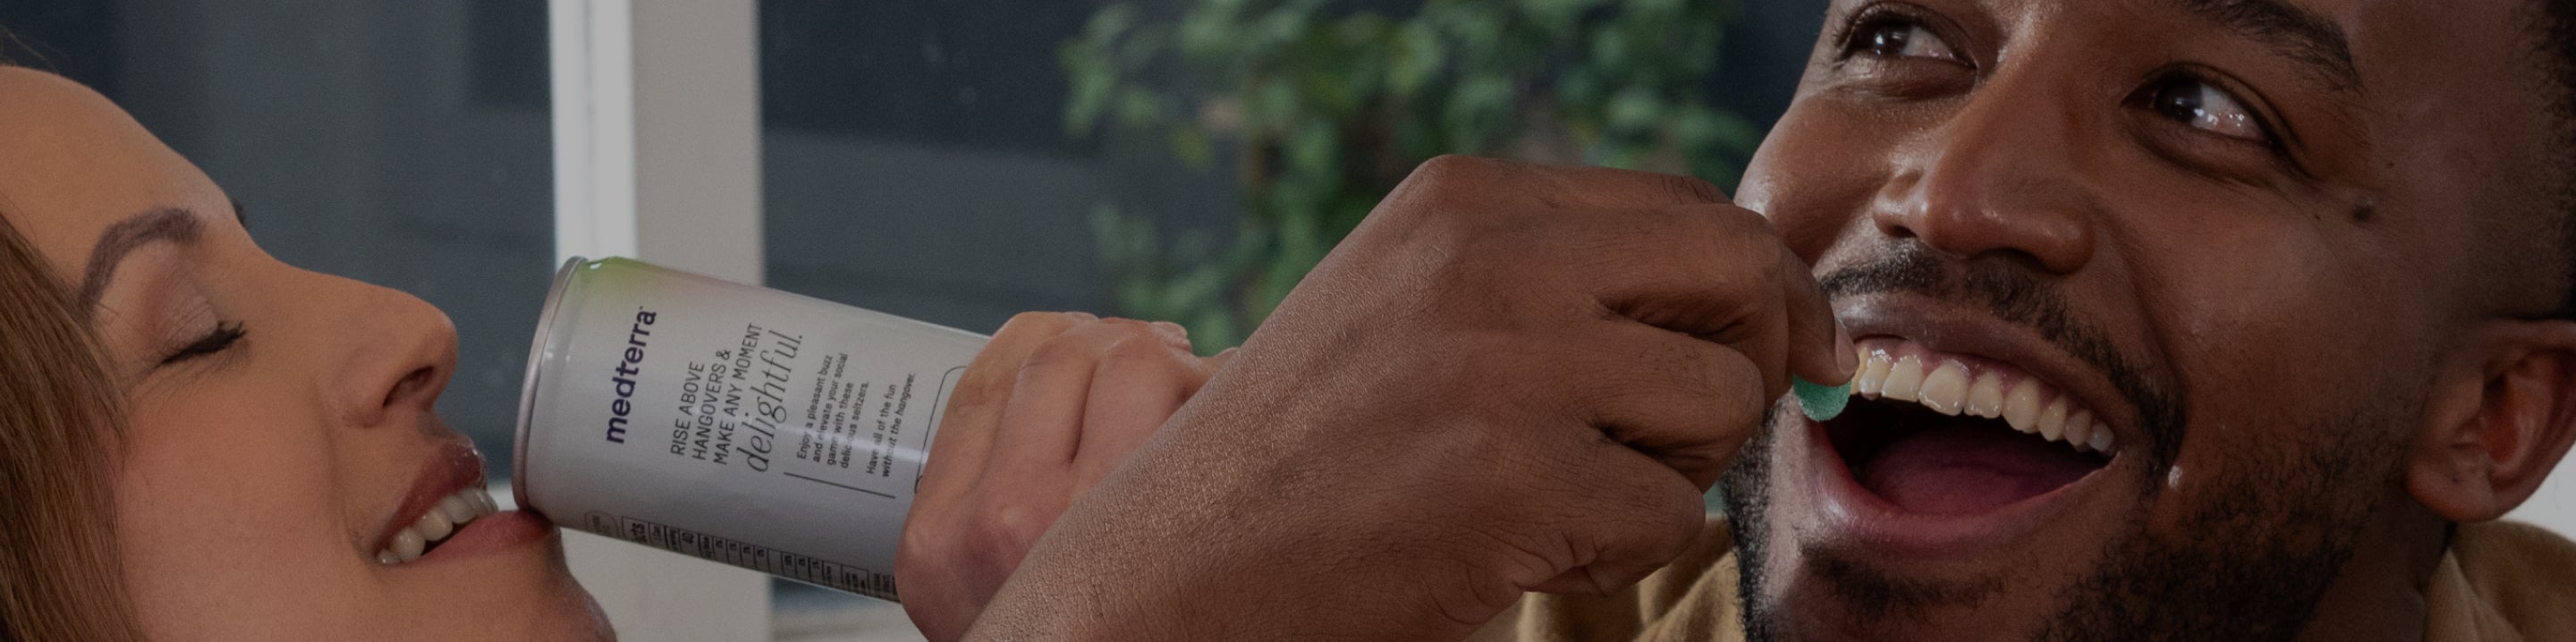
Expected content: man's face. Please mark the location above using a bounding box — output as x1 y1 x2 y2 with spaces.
1723 0 2563 639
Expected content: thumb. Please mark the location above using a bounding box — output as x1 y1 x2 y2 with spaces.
1779 251 1856 388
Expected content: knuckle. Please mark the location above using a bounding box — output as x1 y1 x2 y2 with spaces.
1686 207 1782 260
899 512 969 566
1019 334 1104 373
962 504 1051 567
1413 154 1493 184
996 311 1081 339
1658 173 1728 203
1098 334 1193 376
1396 156 1515 210
1748 247 1785 283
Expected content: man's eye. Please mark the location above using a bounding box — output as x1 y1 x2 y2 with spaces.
2145 77 2272 144
1846 19 1962 63
161 321 245 366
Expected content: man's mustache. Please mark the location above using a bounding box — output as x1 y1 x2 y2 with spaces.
1817 243 2183 469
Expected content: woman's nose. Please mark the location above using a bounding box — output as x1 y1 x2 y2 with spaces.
326 278 459 429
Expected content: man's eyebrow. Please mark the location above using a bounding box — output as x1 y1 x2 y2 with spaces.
78 207 203 313
2173 0 2363 95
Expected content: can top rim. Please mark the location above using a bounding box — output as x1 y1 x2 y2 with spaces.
511 256 588 513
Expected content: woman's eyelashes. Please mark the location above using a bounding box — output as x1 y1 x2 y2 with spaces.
159 321 244 367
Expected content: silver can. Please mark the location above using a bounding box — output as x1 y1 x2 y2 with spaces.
513 257 987 600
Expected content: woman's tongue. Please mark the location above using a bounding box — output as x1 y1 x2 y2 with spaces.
1858 423 2099 515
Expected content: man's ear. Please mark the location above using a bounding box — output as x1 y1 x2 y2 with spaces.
2410 321 2576 522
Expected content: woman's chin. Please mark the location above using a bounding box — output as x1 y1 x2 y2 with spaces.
383 520 608 640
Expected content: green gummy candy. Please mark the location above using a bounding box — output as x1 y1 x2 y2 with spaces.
1793 376 1852 421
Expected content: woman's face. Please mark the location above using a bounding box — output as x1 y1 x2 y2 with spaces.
0 68 608 639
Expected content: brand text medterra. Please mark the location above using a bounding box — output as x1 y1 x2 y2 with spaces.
604 308 659 443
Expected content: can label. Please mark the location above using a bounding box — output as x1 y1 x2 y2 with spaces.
513 258 986 600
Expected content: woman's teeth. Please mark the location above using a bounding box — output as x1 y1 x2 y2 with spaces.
1850 349 2119 455
377 487 500 565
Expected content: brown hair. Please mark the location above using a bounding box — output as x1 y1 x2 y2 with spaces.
0 213 142 639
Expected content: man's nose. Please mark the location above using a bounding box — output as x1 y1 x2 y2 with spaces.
1869 72 2103 275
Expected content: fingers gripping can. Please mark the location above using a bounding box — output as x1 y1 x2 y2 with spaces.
513 258 986 600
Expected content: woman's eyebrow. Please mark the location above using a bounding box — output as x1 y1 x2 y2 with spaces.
77 207 202 314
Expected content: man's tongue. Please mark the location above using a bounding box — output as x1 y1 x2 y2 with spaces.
1859 424 2100 514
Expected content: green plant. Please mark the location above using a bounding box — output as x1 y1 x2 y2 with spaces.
1065 0 1761 352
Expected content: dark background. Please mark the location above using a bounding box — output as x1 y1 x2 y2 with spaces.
0 0 1825 626
0 0 1823 477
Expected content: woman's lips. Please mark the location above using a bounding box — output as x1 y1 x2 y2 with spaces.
373 439 554 566
374 441 487 561
377 486 503 564
411 510 554 564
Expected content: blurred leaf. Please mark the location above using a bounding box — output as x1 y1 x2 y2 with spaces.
1606 86 1664 133
1389 22 1445 98
1173 126 1216 167
1072 0 1757 351
1110 89 1154 129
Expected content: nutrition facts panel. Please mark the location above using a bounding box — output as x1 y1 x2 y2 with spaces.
587 512 898 599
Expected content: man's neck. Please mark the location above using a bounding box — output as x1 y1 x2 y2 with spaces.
2293 502 2450 642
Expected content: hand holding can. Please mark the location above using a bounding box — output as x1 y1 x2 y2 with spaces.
514 258 989 600
895 313 1227 641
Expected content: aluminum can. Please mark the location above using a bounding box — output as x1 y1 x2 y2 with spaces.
513 257 987 600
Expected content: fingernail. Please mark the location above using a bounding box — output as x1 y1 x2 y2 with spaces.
1833 319 1858 377
1151 321 1189 340
1067 311 1099 323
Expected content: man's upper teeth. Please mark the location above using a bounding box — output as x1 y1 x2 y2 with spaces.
377 486 499 565
1851 347 2118 456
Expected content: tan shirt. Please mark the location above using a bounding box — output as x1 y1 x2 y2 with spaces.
1468 519 2576 642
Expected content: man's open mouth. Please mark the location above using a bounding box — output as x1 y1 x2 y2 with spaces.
1824 342 2120 516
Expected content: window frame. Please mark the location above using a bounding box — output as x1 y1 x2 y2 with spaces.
548 0 773 638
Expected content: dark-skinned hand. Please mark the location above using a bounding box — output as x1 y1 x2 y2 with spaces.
960 156 1856 641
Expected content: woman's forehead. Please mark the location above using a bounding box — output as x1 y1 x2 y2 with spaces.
0 67 230 282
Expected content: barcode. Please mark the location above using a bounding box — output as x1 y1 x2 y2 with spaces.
590 513 898 600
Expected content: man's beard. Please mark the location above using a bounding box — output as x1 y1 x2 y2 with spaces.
1717 245 2414 642
1718 402 2403 642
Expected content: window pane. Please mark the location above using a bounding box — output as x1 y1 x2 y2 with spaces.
3 0 553 480
755 0 1820 635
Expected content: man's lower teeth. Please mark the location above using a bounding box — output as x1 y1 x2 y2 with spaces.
378 487 499 564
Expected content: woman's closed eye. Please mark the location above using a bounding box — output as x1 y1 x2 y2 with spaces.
160 321 244 367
